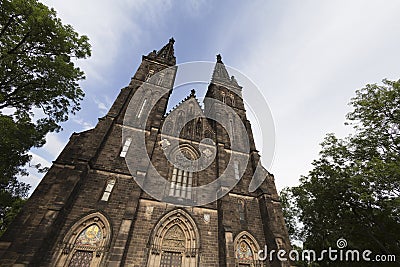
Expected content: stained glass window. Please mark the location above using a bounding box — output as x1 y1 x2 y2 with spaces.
68 250 93 267
75 224 102 247
236 241 253 261
160 251 182 267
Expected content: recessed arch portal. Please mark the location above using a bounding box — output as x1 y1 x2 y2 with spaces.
147 209 200 267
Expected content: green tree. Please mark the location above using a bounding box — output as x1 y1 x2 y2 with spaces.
280 187 302 242
284 79 400 266
0 0 91 235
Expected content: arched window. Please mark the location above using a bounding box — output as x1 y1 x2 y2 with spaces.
221 92 226 103
145 69 155 81
120 137 132 157
230 94 235 106
100 179 116 201
55 213 111 267
137 98 147 118
234 232 261 267
157 72 165 86
69 224 102 266
238 199 246 222
147 209 200 267
226 95 232 106
169 167 193 199
195 119 202 137
168 147 198 200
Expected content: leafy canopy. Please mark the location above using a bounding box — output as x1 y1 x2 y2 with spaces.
282 79 400 266
0 0 90 235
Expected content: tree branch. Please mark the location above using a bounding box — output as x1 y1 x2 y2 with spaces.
0 15 15 38
6 31 31 56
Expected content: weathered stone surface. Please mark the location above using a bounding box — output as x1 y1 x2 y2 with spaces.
0 39 291 267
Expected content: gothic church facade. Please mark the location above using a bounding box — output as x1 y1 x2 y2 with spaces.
0 39 291 267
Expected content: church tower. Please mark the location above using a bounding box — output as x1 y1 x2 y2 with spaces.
0 39 291 267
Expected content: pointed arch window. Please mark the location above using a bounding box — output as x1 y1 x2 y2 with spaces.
55 213 111 267
68 224 102 266
234 232 261 267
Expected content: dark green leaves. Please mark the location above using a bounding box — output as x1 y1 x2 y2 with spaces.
0 0 91 236
283 79 400 266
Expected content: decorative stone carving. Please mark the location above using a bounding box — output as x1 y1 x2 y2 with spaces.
159 138 171 150
203 213 210 223
202 148 213 158
163 225 185 249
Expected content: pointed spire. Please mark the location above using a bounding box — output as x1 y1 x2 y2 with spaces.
144 38 176 66
211 54 240 88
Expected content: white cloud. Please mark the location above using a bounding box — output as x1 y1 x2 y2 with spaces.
93 97 108 112
232 0 400 190
32 0 400 194
17 152 52 195
40 0 182 85
73 117 94 131
92 95 113 115
41 132 68 159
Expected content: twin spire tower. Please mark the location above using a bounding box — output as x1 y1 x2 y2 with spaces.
0 39 291 267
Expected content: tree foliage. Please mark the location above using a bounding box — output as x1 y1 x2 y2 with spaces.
283 79 400 266
0 0 90 235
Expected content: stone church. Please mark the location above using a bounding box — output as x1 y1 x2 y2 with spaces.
0 39 291 267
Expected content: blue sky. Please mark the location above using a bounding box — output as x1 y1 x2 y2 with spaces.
23 0 400 193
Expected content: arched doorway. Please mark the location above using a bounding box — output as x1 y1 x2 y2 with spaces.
147 209 199 267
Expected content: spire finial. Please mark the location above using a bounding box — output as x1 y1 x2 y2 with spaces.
145 38 176 65
190 89 196 96
216 54 222 63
